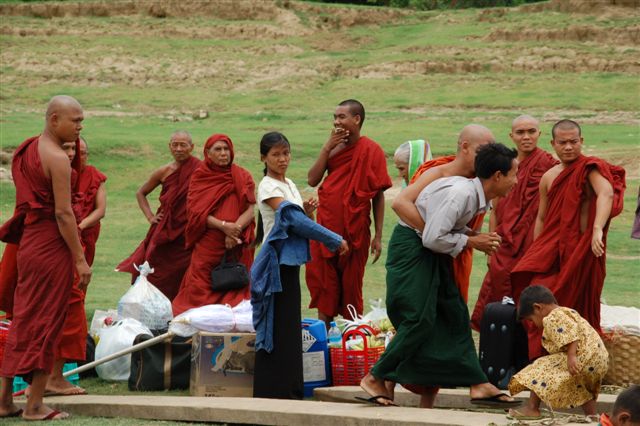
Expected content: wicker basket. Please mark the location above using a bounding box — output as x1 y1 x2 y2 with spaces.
602 330 640 387
0 319 10 369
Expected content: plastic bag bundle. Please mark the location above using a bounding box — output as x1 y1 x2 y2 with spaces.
95 318 151 381
231 300 255 332
169 300 255 337
89 309 118 340
170 304 235 337
117 262 173 330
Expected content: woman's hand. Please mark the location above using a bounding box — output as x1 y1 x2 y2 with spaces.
567 353 580 376
303 197 319 215
338 239 349 255
222 221 242 239
225 235 242 249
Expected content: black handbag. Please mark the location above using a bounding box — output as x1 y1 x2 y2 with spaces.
210 250 249 292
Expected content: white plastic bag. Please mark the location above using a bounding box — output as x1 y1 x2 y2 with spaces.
117 262 172 330
89 309 118 340
169 300 255 337
94 318 151 381
232 300 255 332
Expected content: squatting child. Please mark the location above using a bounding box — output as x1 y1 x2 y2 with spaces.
508 285 609 420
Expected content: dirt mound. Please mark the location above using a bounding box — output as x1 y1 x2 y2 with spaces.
0 0 409 33
486 25 640 45
521 0 640 14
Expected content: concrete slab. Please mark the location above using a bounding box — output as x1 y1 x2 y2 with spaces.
313 386 616 413
13 394 601 425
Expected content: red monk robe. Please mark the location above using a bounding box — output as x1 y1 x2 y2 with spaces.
171 134 255 316
471 148 557 330
117 155 200 301
55 163 107 362
409 155 483 303
512 155 625 360
0 136 75 377
306 136 392 318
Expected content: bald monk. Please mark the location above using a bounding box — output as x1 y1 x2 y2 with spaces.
116 131 201 300
0 95 91 421
471 115 557 330
393 124 497 304
305 99 392 326
512 119 626 360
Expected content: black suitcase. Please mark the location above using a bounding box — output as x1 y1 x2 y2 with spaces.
128 334 192 391
478 299 529 389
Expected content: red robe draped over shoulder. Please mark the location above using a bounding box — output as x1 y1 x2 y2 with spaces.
116 155 200 301
0 136 75 376
409 155 482 303
511 155 625 359
305 136 392 318
471 148 558 330
172 134 255 316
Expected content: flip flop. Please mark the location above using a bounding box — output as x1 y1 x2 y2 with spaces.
470 392 522 408
1 408 23 418
506 409 542 421
23 409 69 421
355 395 398 407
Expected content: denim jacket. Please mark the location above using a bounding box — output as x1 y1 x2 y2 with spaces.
251 201 342 352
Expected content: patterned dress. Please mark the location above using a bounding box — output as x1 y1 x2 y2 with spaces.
508 307 608 408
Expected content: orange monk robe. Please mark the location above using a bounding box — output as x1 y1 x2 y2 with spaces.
172 134 256 316
512 155 625 360
306 136 392 318
117 155 201 301
55 164 107 362
0 136 75 377
470 148 558 330
409 155 482 303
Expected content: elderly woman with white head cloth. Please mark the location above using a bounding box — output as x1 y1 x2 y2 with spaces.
393 139 432 186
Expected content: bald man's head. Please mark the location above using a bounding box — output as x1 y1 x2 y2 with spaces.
510 115 541 156
511 114 539 130
457 124 495 153
45 95 84 144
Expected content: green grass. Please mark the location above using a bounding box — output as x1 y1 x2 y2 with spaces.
0 0 639 423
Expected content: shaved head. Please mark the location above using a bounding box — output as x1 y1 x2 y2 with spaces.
46 95 82 119
171 130 193 145
457 124 495 152
551 119 581 139
512 114 539 130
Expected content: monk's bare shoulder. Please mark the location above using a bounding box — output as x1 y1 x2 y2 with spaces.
540 164 563 190
154 161 179 183
38 139 70 179
415 166 446 190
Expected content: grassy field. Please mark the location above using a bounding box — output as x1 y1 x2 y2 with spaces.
0 0 639 423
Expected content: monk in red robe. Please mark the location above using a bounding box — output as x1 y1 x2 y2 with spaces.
116 131 200 300
0 96 91 421
172 134 256 315
395 124 497 304
305 99 392 326
390 124 498 408
512 119 626 360
471 115 557 330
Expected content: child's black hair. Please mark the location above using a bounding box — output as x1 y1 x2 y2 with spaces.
517 285 558 320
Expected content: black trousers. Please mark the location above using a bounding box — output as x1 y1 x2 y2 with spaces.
253 265 303 399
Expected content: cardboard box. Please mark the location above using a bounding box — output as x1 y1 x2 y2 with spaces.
190 332 255 397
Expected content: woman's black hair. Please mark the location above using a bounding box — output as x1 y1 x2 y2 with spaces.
517 285 558 320
254 132 291 246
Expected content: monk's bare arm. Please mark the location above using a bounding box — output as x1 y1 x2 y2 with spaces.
533 172 551 240
307 130 345 187
136 166 165 224
49 151 91 288
370 190 385 263
588 169 614 257
391 170 437 230
78 182 106 230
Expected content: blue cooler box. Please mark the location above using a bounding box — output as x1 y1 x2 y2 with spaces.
301 318 330 397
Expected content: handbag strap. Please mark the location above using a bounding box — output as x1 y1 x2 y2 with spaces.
221 248 241 264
